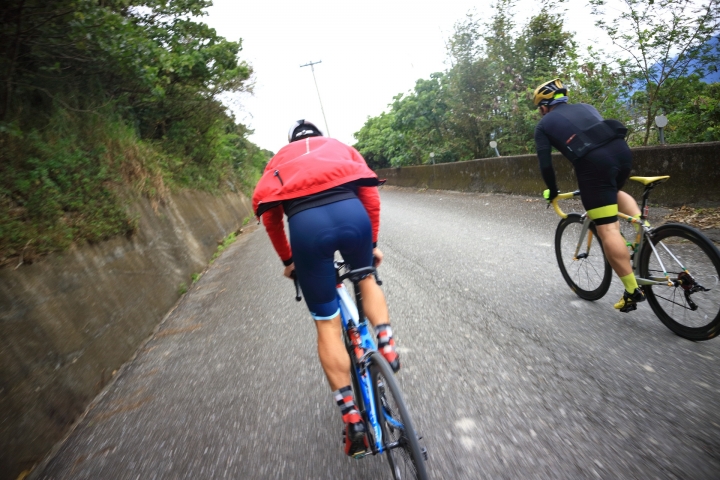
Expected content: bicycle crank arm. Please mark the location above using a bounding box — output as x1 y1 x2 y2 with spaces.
350 451 373 459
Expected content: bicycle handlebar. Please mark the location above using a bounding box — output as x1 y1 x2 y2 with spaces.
290 271 302 302
547 190 580 219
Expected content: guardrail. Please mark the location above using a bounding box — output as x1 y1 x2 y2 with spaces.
376 142 720 206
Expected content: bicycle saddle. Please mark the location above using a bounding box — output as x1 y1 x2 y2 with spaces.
629 175 670 186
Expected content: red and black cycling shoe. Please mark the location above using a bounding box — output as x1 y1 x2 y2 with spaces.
342 412 368 458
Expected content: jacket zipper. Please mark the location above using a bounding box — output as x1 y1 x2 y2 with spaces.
274 170 284 186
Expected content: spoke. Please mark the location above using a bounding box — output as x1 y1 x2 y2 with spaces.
653 290 694 311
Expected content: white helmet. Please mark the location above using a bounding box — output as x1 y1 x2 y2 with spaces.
288 119 324 143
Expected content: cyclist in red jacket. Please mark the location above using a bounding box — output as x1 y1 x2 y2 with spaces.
252 120 399 457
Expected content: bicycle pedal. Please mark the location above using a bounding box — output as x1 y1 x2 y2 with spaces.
620 303 637 313
351 449 369 459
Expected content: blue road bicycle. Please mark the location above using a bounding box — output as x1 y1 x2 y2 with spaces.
294 261 429 479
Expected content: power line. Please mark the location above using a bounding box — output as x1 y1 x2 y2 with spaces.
300 60 330 137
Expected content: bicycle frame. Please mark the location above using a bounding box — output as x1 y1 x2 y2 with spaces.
292 263 412 459
552 190 680 289
336 282 386 456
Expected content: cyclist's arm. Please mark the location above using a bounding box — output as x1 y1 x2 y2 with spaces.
357 186 380 247
535 124 559 197
261 204 293 265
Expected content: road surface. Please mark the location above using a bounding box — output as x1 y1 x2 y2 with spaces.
33 187 720 479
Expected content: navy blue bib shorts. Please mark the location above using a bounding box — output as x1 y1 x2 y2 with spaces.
288 198 374 320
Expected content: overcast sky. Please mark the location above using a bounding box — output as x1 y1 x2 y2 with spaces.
203 0 610 153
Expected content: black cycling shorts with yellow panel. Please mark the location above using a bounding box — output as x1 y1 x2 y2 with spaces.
573 138 632 225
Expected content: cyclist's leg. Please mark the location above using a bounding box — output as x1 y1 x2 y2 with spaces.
288 204 350 390
333 199 399 371
315 318 351 389
575 144 628 275
595 221 632 276
591 142 635 275
289 202 367 455
358 276 389 326
616 166 643 232
331 198 390 329
618 190 641 218
577 142 644 310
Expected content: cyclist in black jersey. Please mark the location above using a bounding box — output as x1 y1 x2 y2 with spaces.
533 79 646 312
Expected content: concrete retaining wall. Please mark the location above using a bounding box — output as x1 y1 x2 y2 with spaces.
0 190 253 479
377 142 720 206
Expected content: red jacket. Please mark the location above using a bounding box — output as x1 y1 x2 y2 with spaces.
252 137 381 263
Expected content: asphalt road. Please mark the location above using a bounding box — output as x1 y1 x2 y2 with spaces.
33 187 720 479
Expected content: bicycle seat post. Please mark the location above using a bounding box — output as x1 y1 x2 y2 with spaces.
640 185 655 221
352 278 366 325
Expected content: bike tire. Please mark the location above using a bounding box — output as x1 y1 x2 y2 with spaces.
555 213 612 301
638 223 720 341
370 351 428 480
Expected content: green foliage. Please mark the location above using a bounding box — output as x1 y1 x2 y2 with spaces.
356 2 580 161
0 0 266 265
191 272 202 283
211 231 237 263
355 1 720 164
0 109 140 261
663 79 720 143
178 282 188 295
589 0 720 144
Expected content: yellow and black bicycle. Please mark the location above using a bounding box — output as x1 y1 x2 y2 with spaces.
549 175 720 341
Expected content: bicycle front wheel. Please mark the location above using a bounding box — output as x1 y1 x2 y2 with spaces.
370 352 428 480
555 213 612 300
638 223 720 341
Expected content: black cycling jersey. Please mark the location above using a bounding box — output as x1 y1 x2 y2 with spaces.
534 102 604 194
535 102 633 225
282 182 359 219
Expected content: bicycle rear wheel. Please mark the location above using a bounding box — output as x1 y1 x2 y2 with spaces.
638 223 720 341
555 213 612 300
370 352 428 480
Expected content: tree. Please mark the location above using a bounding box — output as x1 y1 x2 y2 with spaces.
661 75 720 142
589 0 720 144
519 5 577 85
0 0 260 261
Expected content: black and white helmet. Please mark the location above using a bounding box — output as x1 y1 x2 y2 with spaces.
288 119 324 143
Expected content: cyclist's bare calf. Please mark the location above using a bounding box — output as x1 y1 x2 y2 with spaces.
595 223 633 276
594 191 641 277
316 248 392 390
316 317 350 390
316 277 391 389
358 276 390 326
617 191 641 219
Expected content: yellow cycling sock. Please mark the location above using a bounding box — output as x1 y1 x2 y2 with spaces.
620 273 639 293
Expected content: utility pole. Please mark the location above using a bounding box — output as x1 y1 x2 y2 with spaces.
300 60 330 137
